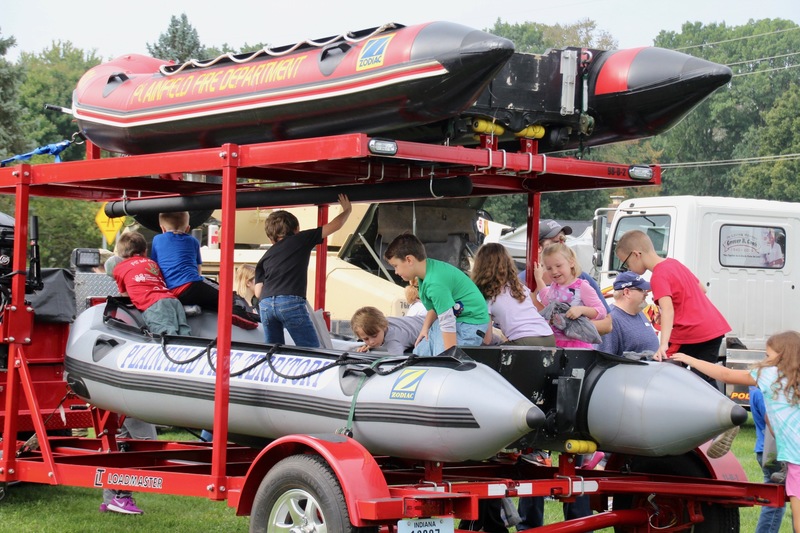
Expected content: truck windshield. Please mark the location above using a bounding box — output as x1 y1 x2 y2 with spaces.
611 214 671 271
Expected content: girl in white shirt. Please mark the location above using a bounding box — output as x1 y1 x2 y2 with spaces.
472 243 555 346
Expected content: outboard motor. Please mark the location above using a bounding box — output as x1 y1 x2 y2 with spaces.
0 212 14 287
0 212 44 298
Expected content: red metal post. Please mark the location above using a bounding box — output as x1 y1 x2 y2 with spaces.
314 204 329 313
525 193 541 290
521 139 541 290
1 167 34 482
85 139 101 160
209 144 240 499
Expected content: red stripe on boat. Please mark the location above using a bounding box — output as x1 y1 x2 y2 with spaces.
594 47 644 96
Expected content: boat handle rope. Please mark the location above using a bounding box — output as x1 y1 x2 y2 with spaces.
161 23 400 76
160 335 216 367
337 354 422 438
337 356 387 438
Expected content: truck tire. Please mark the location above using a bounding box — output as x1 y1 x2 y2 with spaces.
612 453 739 532
249 453 377 533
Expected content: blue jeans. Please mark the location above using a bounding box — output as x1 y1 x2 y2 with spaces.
413 320 488 356
755 452 787 533
259 295 320 348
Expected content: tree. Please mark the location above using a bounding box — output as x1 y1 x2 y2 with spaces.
640 18 800 197
0 195 101 268
732 83 800 200
147 13 206 62
17 42 101 161
3 40 106 266
0 30 31 159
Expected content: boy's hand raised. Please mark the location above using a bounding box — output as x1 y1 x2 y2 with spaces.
338 194 352 213
321 194 353 238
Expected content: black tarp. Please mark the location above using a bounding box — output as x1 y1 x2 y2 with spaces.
26 268 76 323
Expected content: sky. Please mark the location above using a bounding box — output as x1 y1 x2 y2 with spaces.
3 0 798 62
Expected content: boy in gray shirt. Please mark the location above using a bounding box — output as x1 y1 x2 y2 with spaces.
351 306 425 354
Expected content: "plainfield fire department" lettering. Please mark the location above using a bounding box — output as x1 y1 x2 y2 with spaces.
132 54 308 104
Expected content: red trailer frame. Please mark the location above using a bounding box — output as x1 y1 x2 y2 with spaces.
0 134 786 531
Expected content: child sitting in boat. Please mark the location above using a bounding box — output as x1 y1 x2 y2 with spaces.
383 233 489 355
404 280 427 317
151 211 218 309
112 231 190 336
151 211 256 328
351 306 424 354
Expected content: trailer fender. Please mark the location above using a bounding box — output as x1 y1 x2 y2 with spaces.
605 446 747 482
696 442 749 482
236 433 390 524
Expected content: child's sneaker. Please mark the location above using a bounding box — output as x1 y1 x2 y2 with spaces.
770 462 787 484
231 305 259 329
106 496 143 514
183 304 202 317
520 449 552 466
99 503 108 512
707 426 740 459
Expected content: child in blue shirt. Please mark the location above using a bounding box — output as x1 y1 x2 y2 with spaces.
152 211 255 328
151 211 219 309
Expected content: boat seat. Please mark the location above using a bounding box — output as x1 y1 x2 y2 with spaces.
103 296 202 335
308 302 334 350
103 296 148 334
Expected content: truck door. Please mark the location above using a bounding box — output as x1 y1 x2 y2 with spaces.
600 208 677 289
707 220 792 405
707 221 789 347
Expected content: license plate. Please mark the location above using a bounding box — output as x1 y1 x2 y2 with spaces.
396 517 454 533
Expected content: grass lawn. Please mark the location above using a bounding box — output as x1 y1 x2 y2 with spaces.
0 419 793 532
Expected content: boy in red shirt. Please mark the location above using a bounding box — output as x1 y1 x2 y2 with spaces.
614 230 730 380
113 231 191 336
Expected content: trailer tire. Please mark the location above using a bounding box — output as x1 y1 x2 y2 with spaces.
249 453 377 533
612 453 739 533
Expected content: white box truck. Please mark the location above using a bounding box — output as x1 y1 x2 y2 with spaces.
593 195 798 405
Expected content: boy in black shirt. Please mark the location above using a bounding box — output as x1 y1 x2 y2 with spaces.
254 194 351 347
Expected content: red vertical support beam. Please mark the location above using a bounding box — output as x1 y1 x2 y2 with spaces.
314 204 330 312
1 165 32 483
210 144 239 500
85 140 102 160
521 139 541 290
525 193 541 290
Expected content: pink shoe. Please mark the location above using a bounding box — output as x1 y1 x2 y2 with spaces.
106 496 143 514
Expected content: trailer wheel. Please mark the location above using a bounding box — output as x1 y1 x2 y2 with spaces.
249 453 377 533
612 454 739 532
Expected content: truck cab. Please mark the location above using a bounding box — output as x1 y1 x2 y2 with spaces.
594 195 800 405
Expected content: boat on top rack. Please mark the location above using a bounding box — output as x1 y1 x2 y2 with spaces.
71 21 732 155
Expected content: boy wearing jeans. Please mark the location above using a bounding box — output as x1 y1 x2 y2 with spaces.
254 195 351 347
